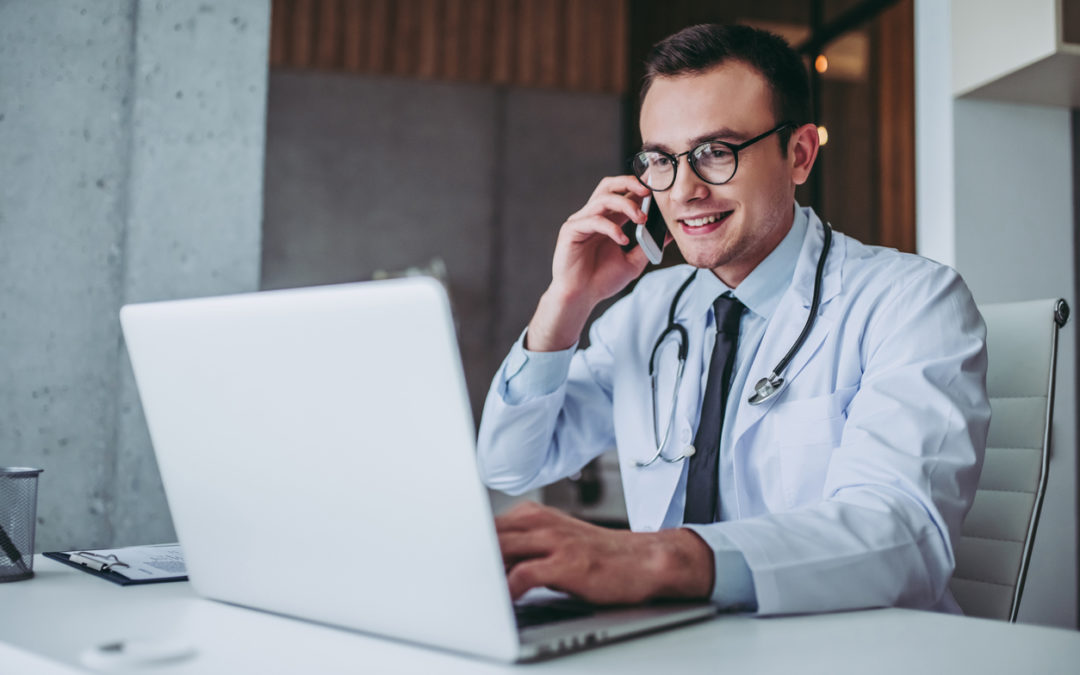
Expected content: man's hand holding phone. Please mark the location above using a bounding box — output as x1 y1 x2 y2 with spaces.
526 176 668 352
620 194 666 264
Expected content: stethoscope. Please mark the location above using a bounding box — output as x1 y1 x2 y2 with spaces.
636 223 832 468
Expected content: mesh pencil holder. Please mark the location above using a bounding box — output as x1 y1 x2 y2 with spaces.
0 467 43 582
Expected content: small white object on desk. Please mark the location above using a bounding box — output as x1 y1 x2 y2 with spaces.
80 637 197 671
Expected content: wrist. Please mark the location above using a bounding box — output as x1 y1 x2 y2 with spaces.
525 286 596 352
646 528 716 600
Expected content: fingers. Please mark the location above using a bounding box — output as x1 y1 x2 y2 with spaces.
498 529 556 564
495 501 560 533
567 175 652 234
506 558 556 600
590 175 651 202
572 192 648 226
561 213 631 248
495 508 566 599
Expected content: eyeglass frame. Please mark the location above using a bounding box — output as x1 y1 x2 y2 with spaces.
630 121 795 191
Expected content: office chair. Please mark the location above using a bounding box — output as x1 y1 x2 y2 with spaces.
949 298 1070 622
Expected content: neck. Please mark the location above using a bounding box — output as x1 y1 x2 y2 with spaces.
710 202 796 288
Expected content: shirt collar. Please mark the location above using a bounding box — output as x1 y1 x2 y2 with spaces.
682 203 808 324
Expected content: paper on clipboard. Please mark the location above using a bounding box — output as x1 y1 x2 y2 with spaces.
70 543 186 581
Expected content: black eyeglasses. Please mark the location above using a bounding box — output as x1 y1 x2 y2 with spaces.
630 122 794 191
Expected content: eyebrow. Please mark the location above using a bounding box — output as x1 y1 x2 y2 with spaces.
641 127 749 154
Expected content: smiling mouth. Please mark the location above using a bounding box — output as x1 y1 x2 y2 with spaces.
681 210 734 228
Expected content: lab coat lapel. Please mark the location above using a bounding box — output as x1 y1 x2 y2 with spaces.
731 218 845 444
626 306 708 533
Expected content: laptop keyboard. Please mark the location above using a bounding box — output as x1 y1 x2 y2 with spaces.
514 599 596 629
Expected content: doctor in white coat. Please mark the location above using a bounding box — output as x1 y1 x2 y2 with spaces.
477 24 990 615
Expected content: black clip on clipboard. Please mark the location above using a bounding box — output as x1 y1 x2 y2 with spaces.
43 549 188 586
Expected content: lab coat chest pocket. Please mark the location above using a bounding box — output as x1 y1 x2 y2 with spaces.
760 385 857 508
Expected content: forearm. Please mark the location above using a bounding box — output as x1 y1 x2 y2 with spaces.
476 335 615 494
712 488 957 615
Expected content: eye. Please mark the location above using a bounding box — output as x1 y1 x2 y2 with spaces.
642 152 672 168
695 143 734 162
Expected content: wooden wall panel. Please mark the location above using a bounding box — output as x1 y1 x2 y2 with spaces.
270 0 290 66
290 0 315 68
269 0 630 93
341 0 365 70
874 0 916 253
367 0 391 72
315 0 342 69
491 0 515 83
463 0 492 80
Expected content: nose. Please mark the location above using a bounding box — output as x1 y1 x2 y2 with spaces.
668 155 709 204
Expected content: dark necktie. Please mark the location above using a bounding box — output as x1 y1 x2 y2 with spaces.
684 294 744 524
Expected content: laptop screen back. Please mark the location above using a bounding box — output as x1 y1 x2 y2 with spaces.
120 278 519 661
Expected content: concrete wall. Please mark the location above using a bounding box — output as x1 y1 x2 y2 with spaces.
0 0 269 551
916 0 1078 629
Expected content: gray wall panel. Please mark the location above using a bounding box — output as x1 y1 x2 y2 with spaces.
261 72 500 413
497 89 626 353
261 74 625 421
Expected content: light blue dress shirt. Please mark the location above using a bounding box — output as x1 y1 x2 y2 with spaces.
501 207 809 610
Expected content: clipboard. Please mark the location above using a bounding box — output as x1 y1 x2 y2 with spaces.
43 545 188 586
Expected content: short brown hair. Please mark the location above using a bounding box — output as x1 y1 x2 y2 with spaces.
641 24 811 150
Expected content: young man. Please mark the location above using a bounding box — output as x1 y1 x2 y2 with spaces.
477 24 989 615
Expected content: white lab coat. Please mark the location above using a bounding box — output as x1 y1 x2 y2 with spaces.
477 211 990 615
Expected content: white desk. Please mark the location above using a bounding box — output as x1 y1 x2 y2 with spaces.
3 556 1080 674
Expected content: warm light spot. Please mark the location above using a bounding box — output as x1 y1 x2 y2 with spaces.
817 125 829 146
815 54 828 73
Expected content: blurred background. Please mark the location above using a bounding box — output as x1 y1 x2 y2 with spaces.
2 0 1077 630
259 0 916 523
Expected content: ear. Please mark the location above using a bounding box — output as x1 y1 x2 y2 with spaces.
788 123 820 186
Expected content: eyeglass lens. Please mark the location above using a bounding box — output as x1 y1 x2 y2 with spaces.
632 142 737 190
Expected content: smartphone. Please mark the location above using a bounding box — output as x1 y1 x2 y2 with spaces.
620 195 667 265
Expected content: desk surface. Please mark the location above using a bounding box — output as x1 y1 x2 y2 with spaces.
3 556 1080 673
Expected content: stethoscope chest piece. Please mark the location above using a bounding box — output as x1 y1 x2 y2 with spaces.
748 373 785 406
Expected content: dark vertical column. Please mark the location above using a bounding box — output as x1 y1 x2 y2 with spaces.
809 0 824 215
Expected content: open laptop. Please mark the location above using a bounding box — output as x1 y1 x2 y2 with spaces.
119 277 716 662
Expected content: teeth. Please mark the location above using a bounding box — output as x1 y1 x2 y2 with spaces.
683 212 729 228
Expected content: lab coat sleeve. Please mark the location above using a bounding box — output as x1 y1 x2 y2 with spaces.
702 264 990 615
682 526 758 610
501 330 576 405
476 301 628 495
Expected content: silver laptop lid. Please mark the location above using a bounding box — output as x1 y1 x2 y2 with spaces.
120 277 520 662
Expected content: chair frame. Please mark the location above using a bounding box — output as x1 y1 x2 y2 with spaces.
1007 298 1070 622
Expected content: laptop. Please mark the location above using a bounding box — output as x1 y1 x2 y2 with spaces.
119 277 716 662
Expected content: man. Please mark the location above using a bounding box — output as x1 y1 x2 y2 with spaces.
477 24 989 615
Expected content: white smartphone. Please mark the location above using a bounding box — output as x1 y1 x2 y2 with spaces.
635 196 663 264
620 195 666 265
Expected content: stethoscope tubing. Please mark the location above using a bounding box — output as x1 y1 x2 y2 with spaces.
638 223 832 467
758 223 832 388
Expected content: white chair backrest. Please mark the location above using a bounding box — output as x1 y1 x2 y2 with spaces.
949 298 1068 621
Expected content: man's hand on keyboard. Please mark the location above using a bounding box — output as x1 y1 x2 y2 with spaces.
495 501 715 604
